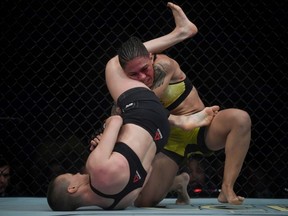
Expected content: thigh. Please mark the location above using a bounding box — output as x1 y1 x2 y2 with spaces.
204 108 242 151
134 152 178 206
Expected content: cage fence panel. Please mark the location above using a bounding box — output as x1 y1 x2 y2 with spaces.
1 0 287 197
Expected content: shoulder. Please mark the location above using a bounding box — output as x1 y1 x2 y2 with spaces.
154 54 179 79
155 54 172 63
155 54 177 69
88 154 128 187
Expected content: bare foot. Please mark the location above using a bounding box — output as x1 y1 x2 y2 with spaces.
218 187 245 205
179 105 220 130
173 173 190 205
167 2 198 39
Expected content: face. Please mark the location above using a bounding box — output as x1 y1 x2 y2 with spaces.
0 165 11 194
123 56 155 87
61 173 87 182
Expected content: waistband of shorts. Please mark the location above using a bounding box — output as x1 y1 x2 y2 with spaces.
117 87 157 106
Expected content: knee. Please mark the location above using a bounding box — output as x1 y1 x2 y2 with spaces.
234 109 252 130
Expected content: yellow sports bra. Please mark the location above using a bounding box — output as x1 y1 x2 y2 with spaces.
160 77 193 111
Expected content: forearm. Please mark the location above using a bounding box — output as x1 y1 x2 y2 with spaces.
93 115 123 160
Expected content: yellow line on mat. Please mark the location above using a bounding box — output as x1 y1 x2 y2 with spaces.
267 205 288 211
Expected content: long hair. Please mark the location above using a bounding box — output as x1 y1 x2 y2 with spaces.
117 36 149 69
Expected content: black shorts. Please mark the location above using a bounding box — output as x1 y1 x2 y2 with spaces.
117 87 170 152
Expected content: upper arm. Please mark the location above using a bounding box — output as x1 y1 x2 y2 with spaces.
152 56 177 97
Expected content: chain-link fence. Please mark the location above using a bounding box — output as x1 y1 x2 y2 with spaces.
1 0 287 198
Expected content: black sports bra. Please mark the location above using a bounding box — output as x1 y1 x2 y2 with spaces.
89 142 147 210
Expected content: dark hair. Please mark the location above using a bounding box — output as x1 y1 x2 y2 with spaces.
47 176 78 211
117 36 149 69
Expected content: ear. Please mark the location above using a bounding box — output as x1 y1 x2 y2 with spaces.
67 185 78 194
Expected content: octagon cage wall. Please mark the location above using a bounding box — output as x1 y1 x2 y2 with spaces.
1 0 287 198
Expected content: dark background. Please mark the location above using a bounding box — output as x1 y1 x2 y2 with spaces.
1 0 287 198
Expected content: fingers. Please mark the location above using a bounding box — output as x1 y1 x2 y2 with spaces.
88 123 105 151
89 133 102 151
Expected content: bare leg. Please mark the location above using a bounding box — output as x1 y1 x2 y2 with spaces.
169 105 220 130
205 109 251 205
169 172 190 205
144 2 198 53
218 112 250 205
135 153 179 207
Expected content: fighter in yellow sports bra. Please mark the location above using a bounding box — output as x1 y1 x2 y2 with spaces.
161 78 193 111
159 77 213 165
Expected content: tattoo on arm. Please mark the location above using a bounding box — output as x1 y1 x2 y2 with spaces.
151 64 166 90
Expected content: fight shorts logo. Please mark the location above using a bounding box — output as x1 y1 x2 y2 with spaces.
133 170 141 183
154 128 163 141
